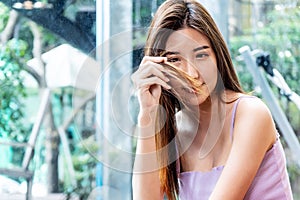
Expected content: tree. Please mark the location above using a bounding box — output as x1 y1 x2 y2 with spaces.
0 1 100 196
0 2 63 193
0 4 29 141
0 0 96 53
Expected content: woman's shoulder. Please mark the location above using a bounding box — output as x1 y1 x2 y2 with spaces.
224 89 264 107
235 94 271 116
224 91 274 130
224 90 270 114
233 93 277 146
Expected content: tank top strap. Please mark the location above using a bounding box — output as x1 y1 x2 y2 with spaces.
229 95 256 141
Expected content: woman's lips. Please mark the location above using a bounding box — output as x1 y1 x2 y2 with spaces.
182 83 205 94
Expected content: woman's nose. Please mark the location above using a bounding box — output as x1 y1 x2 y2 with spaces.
184 62 199 78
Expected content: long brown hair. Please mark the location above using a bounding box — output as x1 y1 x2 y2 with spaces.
144 0 244 199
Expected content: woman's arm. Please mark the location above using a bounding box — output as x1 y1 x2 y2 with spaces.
132 110 164 200
209 97 277 200
131 56 169 200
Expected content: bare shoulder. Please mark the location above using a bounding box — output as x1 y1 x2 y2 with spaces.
236 95 272 120
234 95 277 148
225 91 273 120
225 91 274 127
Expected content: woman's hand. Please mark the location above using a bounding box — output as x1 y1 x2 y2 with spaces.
131 56 168 200
131 56 171 113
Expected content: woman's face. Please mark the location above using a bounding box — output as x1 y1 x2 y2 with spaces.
164 28 218 106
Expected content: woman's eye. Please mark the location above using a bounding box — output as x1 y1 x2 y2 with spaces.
167 57 180 62
196 53 209 59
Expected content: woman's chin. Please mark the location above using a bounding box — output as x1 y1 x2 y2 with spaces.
182 93 208 106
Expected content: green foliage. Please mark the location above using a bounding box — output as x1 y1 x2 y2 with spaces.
230 8 300 94
230 6 300 133
0 2 9 32
0 39 31 138
286 159 300 193
42 28 62 51
0 1 97 197
62 130 99 200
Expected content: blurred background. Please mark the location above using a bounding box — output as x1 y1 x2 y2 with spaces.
0 0 299 199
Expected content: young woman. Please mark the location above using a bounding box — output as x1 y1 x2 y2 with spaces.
131 0 293 199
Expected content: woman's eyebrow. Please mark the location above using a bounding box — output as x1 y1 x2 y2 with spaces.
193 45 210 52
162 51 180 56
162 46 209 56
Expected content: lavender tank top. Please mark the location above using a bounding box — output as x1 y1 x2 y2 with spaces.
178 96 293 200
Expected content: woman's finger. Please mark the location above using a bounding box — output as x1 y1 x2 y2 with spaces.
138 62 169 81
137 76 171 91
140 56 167 65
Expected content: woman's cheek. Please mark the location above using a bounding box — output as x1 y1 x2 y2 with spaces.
198 63 218 93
